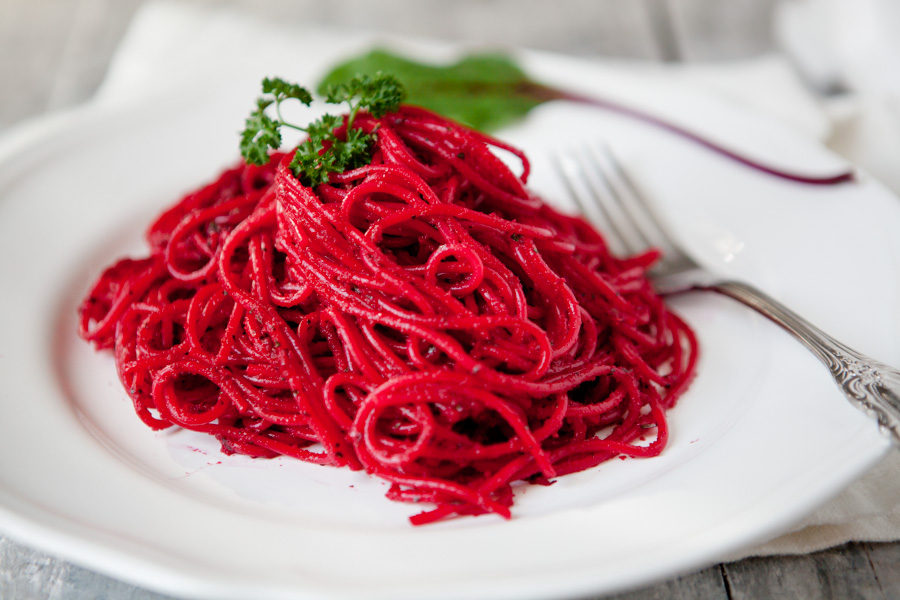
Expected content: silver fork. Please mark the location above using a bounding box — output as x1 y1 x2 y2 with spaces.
554 142 900 443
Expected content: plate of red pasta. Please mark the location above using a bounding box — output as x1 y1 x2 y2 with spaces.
0 41 898 600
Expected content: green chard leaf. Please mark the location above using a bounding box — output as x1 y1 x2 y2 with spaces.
318 49 565 132
313 50 855 186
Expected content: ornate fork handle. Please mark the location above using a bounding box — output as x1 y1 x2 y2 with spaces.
709 280 900 442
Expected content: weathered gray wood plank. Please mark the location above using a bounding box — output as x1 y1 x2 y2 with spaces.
0 0 83 129
723 543 884 600
0 0 788 131
600 565 728 600
863 542 900 597
0 536 176 600
42 0 144 112
668 0 782 61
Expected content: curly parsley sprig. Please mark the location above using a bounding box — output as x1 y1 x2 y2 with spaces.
240 73 406 187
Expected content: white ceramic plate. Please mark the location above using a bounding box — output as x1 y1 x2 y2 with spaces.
0 46 898 600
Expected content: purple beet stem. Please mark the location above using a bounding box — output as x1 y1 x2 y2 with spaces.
549 87 855 185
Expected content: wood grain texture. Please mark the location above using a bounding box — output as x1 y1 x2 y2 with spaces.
0 0 786 129
0 536 175 600
723 543 886 600
668 0 781 60
603 565 729 599
1 0 897 599
864 541 900 596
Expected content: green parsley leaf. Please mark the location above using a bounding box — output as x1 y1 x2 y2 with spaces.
240 77 313 166
324 72 406 119
261 77 314 105
240 73 406 186
240 108 281 166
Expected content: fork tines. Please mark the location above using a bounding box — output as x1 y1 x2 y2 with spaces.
552 141 685 272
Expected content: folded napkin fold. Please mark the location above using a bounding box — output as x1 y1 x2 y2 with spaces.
739 450 900 558
84 0 900 561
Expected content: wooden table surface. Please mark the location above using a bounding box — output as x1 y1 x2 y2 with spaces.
2 0 900 598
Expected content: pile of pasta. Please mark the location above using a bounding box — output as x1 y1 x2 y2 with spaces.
79 105 696 524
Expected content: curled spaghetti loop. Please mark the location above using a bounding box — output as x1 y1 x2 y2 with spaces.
79 107 697 524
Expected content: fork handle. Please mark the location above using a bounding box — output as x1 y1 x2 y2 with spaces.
708 280 900 443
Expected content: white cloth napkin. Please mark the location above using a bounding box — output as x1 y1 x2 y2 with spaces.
81 0 900 561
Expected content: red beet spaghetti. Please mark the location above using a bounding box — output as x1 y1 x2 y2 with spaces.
79 102 697 524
